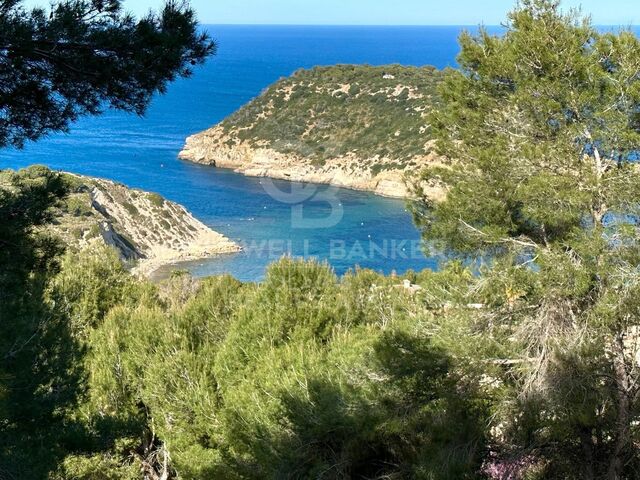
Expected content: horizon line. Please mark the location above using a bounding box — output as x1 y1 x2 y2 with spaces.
201 22 638 27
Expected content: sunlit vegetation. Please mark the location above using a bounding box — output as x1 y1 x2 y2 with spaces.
47 248 492 479
221 64 445 165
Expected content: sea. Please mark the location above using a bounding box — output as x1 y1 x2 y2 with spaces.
0 25 504 280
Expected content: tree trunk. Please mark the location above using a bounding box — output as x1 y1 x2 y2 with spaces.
607 332 632 480
579 427 595 480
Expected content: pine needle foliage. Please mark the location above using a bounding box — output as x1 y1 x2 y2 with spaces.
412 1 640 477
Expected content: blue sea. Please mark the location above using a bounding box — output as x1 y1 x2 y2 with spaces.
0 25 493 281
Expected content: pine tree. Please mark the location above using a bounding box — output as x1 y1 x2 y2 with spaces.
413 1 640 477
0 1 214 476
0 0 214 147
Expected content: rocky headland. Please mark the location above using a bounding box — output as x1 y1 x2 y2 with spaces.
50 173 240 276
179 64 446 199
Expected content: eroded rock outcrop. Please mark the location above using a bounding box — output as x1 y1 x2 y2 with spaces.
180 126 443 198
52 174 240 276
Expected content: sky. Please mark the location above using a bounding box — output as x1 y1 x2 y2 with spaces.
20 0 640 25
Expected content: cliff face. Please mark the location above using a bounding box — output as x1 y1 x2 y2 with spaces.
52 174 240 275
180 126 442 198
179 65 446 199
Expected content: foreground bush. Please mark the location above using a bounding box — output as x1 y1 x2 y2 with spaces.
65 255 488 479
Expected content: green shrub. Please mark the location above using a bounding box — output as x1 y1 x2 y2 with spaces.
65 195 94 217
49 245 156 332
17 247 489 480
147 192 165 207
122 201 139 217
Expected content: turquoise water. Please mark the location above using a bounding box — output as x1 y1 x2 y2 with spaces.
0 25 499 280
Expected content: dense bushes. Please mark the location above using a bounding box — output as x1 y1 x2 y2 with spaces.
41 250 490 479
11 228 640 479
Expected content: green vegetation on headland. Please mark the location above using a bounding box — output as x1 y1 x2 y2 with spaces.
180 64 446 198
221 64 444 165
3 1 640 479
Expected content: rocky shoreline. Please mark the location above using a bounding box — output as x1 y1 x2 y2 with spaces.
179 126 442 199
55 174 241 277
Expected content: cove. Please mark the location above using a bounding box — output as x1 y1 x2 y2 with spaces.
0 25 484 280
147 163 437 281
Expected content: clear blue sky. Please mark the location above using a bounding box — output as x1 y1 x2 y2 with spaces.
21 0 640 25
